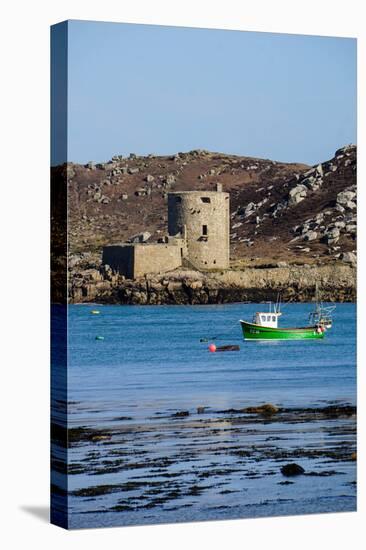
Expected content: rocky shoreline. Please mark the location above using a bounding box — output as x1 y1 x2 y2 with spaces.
52 402 356 525
68 262 356 305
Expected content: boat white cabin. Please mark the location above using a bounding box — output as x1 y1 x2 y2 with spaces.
252 311 282 328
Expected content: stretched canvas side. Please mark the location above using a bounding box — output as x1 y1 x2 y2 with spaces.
50 20 69 529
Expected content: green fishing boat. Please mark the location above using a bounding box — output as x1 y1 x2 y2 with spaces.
240 296 331 341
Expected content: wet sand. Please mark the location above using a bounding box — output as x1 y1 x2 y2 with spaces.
51 403 357 528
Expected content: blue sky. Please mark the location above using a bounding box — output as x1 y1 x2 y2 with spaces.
62 20 356 166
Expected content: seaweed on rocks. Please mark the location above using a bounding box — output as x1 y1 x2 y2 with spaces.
304 470 344 477
172 411 190 418
280 463 305 477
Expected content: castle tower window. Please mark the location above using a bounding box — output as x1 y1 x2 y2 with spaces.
202 225 208 236
201 197 211 203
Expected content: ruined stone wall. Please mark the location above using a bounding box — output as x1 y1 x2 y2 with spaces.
102 245 135 278
134 243 182 277
103 242 183 279
168 190 230 270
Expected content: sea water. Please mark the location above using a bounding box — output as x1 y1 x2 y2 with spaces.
56 303 356 528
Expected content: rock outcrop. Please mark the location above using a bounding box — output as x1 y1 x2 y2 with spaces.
68 260 356 304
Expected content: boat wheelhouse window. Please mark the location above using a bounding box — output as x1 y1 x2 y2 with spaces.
201 197 211 203
261 315 266 322
267 315 271 322
272 315 276 322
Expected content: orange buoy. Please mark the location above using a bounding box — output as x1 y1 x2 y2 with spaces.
208 343 217 353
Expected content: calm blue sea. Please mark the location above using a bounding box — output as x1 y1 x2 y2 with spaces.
56 303 356 528
68 302 356 422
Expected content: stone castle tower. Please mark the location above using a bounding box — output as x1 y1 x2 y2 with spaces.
168 184 230 270
103 184 230 278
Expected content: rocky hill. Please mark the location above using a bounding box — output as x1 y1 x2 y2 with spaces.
229 144 356 266
66 145 356 263
51 144 357 303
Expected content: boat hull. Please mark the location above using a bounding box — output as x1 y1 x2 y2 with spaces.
240 321 325 340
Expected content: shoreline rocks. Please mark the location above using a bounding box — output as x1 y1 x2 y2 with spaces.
281 464 305 477
66 263 356 305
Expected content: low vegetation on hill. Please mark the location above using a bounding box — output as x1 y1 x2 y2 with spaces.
51 145 357 303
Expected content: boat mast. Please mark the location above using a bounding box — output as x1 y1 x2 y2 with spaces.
315 281 321 314
274 292 281 314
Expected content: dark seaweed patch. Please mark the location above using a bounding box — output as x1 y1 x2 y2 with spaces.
304 470 344 477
